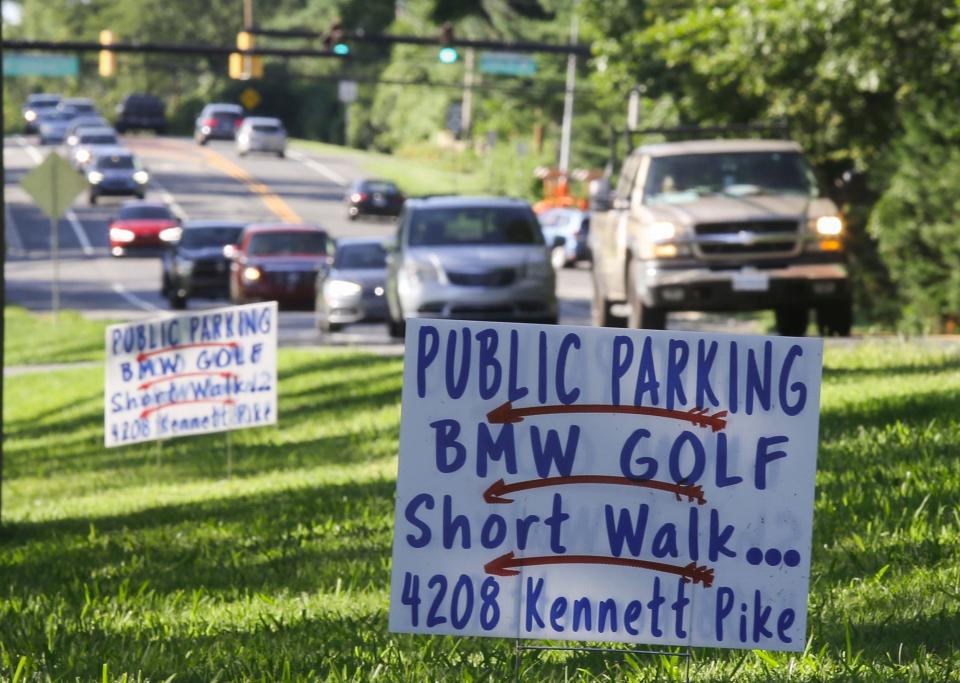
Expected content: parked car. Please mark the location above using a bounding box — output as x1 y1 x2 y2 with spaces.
315 238 389 333
87 149 149 204
161 221 245 309
37 110 74 145
108 200 180 256
236 117 287 157
384 196 557 338
115 93 166 133
70 128 120 170
22 93 62 133
538 207 592 269
65 115 111 146
345 179 406 220
228 224 332 307
194 103 244 144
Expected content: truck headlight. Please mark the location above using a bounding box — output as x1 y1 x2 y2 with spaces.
405 258 440 283
133 170 149 184
650 221 678 242
325 279 363 298
813 215 843 236
242 266 262 282
524 257 550 279
87 171 104 184
76 150 91 164
25 110 37 122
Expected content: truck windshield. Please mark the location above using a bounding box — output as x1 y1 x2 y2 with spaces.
644 151 819 204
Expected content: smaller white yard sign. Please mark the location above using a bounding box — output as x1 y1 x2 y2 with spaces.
104 302 277 447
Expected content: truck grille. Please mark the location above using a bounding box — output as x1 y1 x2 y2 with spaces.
447 269 516 287
700 242 797 256
694 220 799 235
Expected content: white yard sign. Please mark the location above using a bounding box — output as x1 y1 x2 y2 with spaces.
104 302 278 447
389 319 823 651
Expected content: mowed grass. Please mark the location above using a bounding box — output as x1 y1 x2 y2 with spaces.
4 307 110 365
2 310 960 680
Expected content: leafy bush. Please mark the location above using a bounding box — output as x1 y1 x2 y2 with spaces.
870 99 960 332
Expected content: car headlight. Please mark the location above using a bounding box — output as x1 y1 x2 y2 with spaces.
67 135 79 146
813 215 843 236
159 227 182 243
87 171 104 184
133 170 149 184
649 221 678 242
325 279 363 298
25 110 37 122
110 227 136 243
242 266 262 282
405 258 440 283
76 150 91 164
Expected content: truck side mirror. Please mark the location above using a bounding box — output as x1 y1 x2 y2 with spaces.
589 177 614 212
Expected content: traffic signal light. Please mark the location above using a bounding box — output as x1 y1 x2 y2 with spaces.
438 22 458 64
98 30 115 77
230 31 263 80
323 21 350 55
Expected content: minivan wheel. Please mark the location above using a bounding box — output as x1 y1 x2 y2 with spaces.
387 315 406 340
775 306 809 336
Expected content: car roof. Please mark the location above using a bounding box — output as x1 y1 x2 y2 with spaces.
637 138 802 157
77 126 117 138
62 97 95 105
404 195 533 210
204 103 243 111
92 146 132 159
181 220 246 229
121 199 170 209
243 223 327 234
28 93 61 101
335 236 388 247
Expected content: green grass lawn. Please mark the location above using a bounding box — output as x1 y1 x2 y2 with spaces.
4 307 110 365
3 310 960 680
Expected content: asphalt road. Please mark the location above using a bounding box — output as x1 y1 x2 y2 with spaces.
4 133 757 348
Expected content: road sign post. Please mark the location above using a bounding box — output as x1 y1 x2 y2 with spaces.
20 152 89 319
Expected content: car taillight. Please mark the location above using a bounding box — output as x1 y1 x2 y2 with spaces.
351 192 368 203
203 118 217 127
235 117 244 127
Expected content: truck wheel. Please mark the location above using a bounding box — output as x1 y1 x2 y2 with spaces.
590 273 625 328
775 306 809 336
627 263 666 330
387 316 406 340
816 300 853 337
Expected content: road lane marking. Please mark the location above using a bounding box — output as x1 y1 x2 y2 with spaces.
286 149 348 187
111 283 161 312
152 179 188 220
4 202 26 255
200 148 302 223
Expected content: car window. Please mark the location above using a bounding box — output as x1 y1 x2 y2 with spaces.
252 124 282 133
334 243 387 269
409 207 543 247
82 134 118 145
118 206 173 220
364 181 399 194
180 227 243 248
97 155 135 170
248 231 328 256
538 209 576 228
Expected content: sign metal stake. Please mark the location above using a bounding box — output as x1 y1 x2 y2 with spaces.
226 430 233 479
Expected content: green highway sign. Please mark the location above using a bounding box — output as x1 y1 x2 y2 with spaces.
3 53 79 77
478 51 537 77
20 152 89 220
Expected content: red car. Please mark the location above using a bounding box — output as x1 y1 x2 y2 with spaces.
109 200 180 256
229 224 332 308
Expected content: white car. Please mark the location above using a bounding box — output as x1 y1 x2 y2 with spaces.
236 117 287 158
70 127 121 170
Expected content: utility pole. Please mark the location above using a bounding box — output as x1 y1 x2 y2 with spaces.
558 6 578 174
243 0 253 29
461 48 475 140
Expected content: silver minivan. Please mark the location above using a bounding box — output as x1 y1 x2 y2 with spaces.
384 197 557 338
236 117 287 157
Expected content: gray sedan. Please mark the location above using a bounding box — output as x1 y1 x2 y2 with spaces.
384 197 557 338
315 238 389 333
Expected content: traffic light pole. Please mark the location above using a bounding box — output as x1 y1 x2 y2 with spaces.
461 48 475 139
558 10 579 174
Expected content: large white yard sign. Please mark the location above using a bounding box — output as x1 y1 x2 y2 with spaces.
390 319 823 651
104 302 277 447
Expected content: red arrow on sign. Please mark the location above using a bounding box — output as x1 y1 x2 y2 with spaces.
486 401 728 432
138 371 235 391
484 551 715 587
482 475 705 505
136 341 238 363
140 398 235 419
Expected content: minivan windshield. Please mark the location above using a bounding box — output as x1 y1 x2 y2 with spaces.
409 207 543 246
96 155 135 170
334 243 387 269
644 151 819 204
180 227 243 248
248 231 328 256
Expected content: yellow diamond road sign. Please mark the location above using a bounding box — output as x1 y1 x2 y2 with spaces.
20 152 89 219
239 87 261 110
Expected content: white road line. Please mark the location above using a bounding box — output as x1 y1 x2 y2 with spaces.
111 283 161 312
151 179 188 220
4 202 26 255
287 149 348 187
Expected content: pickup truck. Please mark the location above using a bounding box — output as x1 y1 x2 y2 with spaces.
589 136 852 336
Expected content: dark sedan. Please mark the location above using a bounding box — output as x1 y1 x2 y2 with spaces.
315 238 389 333
162 221 245 309
346 179 405 220
87 150 148 204
229 224 332 309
